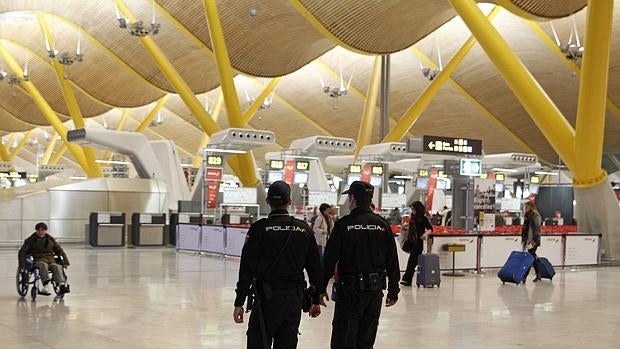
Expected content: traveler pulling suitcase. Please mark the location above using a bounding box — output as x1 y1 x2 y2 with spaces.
536 257 556 280
498 251 535 285
416 253 440 288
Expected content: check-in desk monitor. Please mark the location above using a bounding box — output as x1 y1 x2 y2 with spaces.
89 212 126 247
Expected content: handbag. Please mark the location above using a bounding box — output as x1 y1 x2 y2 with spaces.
402 239 413 253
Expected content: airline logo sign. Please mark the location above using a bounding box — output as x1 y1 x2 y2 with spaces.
423 135 482 156
205 168 223 209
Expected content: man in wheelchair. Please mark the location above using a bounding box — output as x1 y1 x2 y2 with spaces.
18 222 70 296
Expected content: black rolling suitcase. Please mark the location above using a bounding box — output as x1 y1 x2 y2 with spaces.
416 253 440 288
537 257 556 280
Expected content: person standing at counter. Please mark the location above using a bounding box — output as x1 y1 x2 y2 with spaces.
400 201 433 286
522 201 542 282
313 203 334 259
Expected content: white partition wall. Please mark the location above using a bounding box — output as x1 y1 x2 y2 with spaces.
429 235 478 270
201 225 226 254
537 236 564 266
565 234 600 265
480 235 523 268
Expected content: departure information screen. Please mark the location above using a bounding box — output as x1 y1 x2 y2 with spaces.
206 155 223 166
349 164 362 174
423 135 482 156
296 160 310 171
269 160 284 170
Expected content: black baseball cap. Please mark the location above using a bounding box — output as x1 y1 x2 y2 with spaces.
267 181 291 205
343 181 374 201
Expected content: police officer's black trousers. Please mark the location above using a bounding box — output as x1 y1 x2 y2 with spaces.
330 288 383 349
247 294 302 349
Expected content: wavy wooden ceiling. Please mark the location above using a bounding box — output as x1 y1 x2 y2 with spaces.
0 0 618 170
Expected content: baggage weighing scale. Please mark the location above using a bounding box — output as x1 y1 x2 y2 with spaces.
442 243 466 277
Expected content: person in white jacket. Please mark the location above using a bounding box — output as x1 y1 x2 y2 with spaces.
313 203 334 259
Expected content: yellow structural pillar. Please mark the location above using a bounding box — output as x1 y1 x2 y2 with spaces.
50 143 67 165
38 14 102 177
9 130 35 161
241 78 281 125
41 133 58 165
114 0 220 136
135 95 170 133
0 45 92 175
409 45 538 156
383 7 501 143
193 93 224 168
573 0 614 187
448 0 577 172
203 0 260 186
0 137 11 162
355 57 382 159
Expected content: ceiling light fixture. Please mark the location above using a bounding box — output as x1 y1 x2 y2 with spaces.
318 60 354 109
420 46 442 81
202 148 247 155
115 1 160 37
534 171 559 176
550 17 583 63
95 159 130 165
491 167 518 173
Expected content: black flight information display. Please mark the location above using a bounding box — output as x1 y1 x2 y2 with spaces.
296 161 310 171
349 164 362 174
371 165 384 176
206 155 223 166
269 160 284 170
423 135 482 156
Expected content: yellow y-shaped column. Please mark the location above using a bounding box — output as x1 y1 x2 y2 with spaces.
193 93 224 168
355 57 382 159
38 14 102 177
8 130 35 161
448 0 577 172
41 132 58 165
573 0 614 187
0 45 91 175
383 7 501 143
203 0 261 187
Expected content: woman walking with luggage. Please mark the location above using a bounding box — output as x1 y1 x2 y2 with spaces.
522 201 542 282
400 201 433 286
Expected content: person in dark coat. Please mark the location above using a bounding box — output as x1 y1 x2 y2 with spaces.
400 201 433 286
522 201 542 282
18 222 70 296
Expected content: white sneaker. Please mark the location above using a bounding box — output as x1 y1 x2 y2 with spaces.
39 283 52 296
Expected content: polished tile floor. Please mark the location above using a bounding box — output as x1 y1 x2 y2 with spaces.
0 246 618 348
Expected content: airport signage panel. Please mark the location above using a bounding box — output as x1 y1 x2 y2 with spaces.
296 160 310 171
269 160 285 170
206 155 223 167
460 159 482 176
423 135 482 156
348 164 362 174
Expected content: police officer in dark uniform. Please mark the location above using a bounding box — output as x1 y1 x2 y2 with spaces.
320 181 400 349
233 181 323 349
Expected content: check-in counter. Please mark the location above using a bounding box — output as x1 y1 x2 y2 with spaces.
176 223 202 251
564 234 601 265
428 234 478 270
88 212 126 247
131 213 166 246
479 235 523 268
169 213 203 246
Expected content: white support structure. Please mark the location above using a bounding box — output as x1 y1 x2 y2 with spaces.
67 128 189 209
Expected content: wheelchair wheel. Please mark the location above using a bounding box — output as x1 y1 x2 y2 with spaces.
30 284 37 300
16 269 28 297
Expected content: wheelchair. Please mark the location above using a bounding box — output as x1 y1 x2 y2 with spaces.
16 255 69 300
